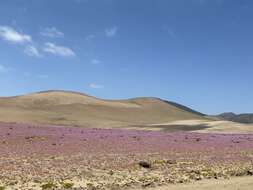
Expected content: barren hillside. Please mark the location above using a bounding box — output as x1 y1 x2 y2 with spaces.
0 90 205 128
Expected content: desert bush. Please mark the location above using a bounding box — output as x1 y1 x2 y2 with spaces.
138 161 151 168
62 182 74 189
41 182 57 189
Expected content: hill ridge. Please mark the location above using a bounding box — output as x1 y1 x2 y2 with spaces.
0 90 205 128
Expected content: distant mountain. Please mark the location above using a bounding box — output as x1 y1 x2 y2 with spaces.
218 112 237 121
218 112 253 124
0 90 205 128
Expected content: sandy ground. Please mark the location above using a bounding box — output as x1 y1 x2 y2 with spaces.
148 120 253 133
142 176 253 190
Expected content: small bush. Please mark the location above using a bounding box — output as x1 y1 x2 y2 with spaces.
0 186 6 190
41 182 56 189
62 182 74 189
138 161 151 168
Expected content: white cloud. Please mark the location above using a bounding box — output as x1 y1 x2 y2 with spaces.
105 26 118 37
89 83 104 89
24 45 41 57
40 27 64 38
43 42 76 57
85 34 95 41
0 26 39 58
0 65 9 73
0 26 32 44
91 59 101 64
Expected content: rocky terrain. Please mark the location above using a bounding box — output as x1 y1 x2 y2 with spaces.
1 122 253 190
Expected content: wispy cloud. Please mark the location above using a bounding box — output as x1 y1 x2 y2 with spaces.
105 26 118 37
0 65 9 73
91 59 101 65
0 26 74 59
89 83 104 89
0 26 42 58
43 42 76 57
40 27 64 38
85 34 95 41
24 45 42 57
0 26 32 44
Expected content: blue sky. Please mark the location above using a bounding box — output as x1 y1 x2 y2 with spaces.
0 0 252 114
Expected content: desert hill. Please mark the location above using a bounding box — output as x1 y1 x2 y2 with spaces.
218 112 253 124
0 90 205 128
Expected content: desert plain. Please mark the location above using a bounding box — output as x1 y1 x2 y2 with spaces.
0 91 253 190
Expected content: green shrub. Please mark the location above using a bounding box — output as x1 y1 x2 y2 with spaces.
62 182 74 189
41 182 56 189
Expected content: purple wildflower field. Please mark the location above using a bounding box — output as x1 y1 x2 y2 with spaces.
1 122 253 189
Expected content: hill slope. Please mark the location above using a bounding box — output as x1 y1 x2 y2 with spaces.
218 112 253 124
0 90 205 128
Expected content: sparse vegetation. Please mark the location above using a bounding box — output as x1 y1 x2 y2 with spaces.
62 182 74 189
138 161 151 168
0 123 253 189
41 182 56 190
